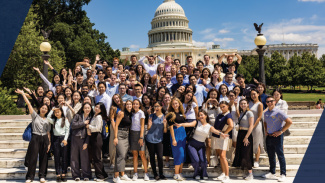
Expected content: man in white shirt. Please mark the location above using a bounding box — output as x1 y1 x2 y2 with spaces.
203 54 214 73
133 84 143 102
138 55 165 77
112 57 119 74
95 81 111 116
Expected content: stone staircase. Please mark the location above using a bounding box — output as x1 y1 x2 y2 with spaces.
0 114 320 180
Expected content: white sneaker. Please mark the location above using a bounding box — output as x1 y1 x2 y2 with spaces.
121 174 131 181
254 161 259 168
164 161 170 168
173 174 178 180
114 177 122 183
113 177 118 183
176 174 183 181
203 177 208 180
179 173 185 180
195 175 200 180
217 173 226 180
40 178 46 183
132 173 138 181
278 175 286 182
245 174 254 181
75 178 80 181
25 180 31 183
188 165 194 169
96 179 104 182
110 164 115 169
262 172 277 179
144 173 150 181
222 176 230 183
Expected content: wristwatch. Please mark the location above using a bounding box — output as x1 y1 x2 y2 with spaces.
140 137 144 139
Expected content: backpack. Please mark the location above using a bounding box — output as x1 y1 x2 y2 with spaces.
102 120 109 139
22 123 32 141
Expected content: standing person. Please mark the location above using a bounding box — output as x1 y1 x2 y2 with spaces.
249 89 265 168
140 73 156 98
109 94 124 169
162 93 173 168
203 54 214 73
202 89 221 166
47 107 70 182
86 103 108 181
227 91 239 163
166 98 195 181
135 64 145 81
106 74 119 98
15 89 51 183
156 87 168 103
188 110 229 180
130 100 149 181
189 75 208 108
218 53 242 74
212 101 233 183
257 83 268 109
217 72 236 91
124 55 138 70
262 97 292 182
145 102 168 180
236 74 256 100
273 89 290 137
70 103 93 181
113 101 133 183
200 68 211 85
133 84 143 101
138 55 165 77
119 84 133 103
95 81 112 116
171 73 185 94
232 99 255 180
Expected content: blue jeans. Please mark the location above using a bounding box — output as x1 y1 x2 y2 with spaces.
266 134 286 175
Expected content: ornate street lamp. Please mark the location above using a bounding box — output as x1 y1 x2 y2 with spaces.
40 30 52 90
254 23 267 85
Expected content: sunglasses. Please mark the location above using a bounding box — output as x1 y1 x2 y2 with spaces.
266 100 275 103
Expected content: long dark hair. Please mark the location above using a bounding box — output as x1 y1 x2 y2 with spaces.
156 87 168 102
95 102 108 122
51 107 66 128
109 94 124 120
203 88 218 104
77 102 94 118
140 73 152 85
52 73 62 85
272 88 283 100
72 91 82 107
183 91 195 114
250 88 261 102
199 109 210 124
37 104 50 117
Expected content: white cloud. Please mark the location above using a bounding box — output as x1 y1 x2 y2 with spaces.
298 0 325 2
129 44 139 49
200 28 213 34
311 14 318 20
213 38 234 42
219 29 229 34
269 33 313 42
193 40 215 48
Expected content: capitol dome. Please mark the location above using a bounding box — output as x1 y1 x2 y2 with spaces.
148 0 193 48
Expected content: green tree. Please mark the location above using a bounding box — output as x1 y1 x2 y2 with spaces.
0 6 65 89
267 51 288 87
0 81 24 115
300 53 324 91
287 53 303 90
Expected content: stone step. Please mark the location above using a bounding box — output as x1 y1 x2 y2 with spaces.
0 165 300 179
0 133 23 140
289 129 315 136
284 136 311 145
0 127 25 133
284 145 308 154
0 141 29 149
0 149 27 158
0 120 30 127
289 122 318 129
288 115 320 122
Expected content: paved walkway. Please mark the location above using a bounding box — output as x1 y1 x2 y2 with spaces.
0 177 295 183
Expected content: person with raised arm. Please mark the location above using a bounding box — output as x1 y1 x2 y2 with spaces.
15 89 51 183
138 55 165 77
217 53 242 74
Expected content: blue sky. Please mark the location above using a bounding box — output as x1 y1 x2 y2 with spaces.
83 0 325 57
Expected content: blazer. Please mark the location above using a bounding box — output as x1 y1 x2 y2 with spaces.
71 113 91 144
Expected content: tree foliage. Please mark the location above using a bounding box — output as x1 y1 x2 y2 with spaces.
0 81 24 115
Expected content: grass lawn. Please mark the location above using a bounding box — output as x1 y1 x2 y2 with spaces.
283 93 325 102
282 86 325 91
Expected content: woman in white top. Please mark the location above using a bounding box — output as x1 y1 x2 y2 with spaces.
129 99 149 181
87 77 99 98
272 89 290 136
66 91 82 122
218 84 229 103
85 103 108 181
201 68 211 85
248 89 265 168
228 91 239 164
202 88 221 166
186 110 228 180
182 91 199 122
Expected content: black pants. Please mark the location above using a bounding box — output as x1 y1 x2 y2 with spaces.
89 132 108 179
102 135 110 156
71 136 91 179
53 136 68 175
25 134 49 181
146 140 163 177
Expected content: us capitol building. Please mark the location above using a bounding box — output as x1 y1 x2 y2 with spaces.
120 0 318 64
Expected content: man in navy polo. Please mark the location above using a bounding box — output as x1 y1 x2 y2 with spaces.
262 96 292 182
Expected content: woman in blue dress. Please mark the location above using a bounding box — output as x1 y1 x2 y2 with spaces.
166 97 196 181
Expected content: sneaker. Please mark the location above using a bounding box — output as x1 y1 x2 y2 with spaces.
262 172 277 179
188 165 194 169
254 161 259 168
56 176 61 182
61 175 67 182
179 173 185 180
113 177 118 183
94 178 97 181
278 175 286 182
132 173 138 181
164 161 170 168
217 173 226 180
195 175 200 180
84 178 89 181
74 178 80 181
160 175 167 180
222 176 230 183
40 178 46 183
110 164 115 169
173 174 178 180
203 177 208 180
154 175 160 181
176 174 183 181
121 174 131 181
25 180 32 183
144 173 150 181
96 179 104 182
245 174 254 181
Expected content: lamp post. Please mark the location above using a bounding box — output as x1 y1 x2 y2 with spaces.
40 30 52 90
254 23 267 85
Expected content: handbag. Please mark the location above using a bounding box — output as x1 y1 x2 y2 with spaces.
236 111 248 131
102 120 109 139
186 120 198 140
22 123 32 141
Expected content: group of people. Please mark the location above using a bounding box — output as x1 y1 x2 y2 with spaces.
17 53 292 183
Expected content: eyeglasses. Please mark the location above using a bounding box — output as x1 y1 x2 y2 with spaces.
228 95 235 97
266 100 275 103
154 106 160 108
